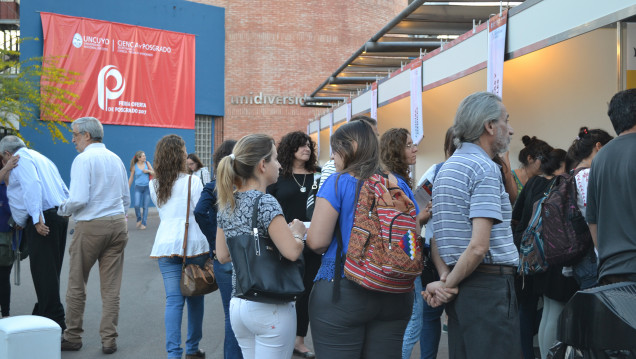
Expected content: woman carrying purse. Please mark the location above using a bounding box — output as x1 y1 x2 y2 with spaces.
149 135 209 359
215 134 306 359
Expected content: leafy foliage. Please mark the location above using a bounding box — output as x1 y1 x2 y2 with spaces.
0 38 81 143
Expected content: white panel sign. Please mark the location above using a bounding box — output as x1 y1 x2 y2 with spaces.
487 10 508 98
371 82 378 120
409 59 424 145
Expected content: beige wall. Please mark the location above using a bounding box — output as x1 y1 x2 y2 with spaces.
317 27 618 182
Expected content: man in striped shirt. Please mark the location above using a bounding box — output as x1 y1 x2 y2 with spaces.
423 92 520 358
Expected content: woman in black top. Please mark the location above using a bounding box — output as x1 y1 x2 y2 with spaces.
267 131 320 358
512 148 579 359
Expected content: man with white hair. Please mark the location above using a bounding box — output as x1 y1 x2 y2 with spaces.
58 117 130 355
0 135 69 330
423 92 520 358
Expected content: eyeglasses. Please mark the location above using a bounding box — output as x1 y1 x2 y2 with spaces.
405 143 418 149
71 131 85 138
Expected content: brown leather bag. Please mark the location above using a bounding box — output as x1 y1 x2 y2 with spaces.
180 175 218 296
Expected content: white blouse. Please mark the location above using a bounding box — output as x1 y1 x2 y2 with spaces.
149 174 210 258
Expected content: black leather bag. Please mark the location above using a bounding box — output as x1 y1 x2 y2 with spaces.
226 194 305 303
305 172 321 220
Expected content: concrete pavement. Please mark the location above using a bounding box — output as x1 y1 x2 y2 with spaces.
7 208 448 358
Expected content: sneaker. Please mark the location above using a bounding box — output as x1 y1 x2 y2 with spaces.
136 221 141 228
186 349 205 359
442 323 448 334
140 224 147 230
61 339 82 351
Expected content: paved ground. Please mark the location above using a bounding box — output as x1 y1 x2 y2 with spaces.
8 208 448 358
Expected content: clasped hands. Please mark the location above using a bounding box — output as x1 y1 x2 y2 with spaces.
421 273 459 308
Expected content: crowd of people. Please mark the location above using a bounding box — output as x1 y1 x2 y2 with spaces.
0 88 634 359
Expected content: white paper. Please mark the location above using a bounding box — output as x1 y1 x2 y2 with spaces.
410 62 424 145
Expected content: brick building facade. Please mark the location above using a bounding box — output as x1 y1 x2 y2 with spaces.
190 0 406 146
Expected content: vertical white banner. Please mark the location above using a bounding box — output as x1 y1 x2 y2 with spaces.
314 120 320 160
346 99 352 122
487 10 508 98
409 59 424 145
329 112 334 155
371 82 378 120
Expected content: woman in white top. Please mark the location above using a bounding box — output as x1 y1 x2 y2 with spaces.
215 134 306 359
187 153 211 185
149 134 209 359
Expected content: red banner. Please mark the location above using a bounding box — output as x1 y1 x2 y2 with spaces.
41 12 195 129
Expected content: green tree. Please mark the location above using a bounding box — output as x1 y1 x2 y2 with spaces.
0 38 81 143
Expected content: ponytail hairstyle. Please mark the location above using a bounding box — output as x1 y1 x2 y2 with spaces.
130 150 145 172
330 120 381 180
540 148 567 176
566 127 613 165
518 135 553 166
380 128 412 187
153 135 186 207
216 134 275 212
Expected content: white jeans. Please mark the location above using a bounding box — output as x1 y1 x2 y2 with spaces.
229 297 296 359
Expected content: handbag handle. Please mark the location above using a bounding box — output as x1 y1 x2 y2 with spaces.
182 175 192 268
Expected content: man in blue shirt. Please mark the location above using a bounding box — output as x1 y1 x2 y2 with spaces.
0 135 69 330
423 92 520 358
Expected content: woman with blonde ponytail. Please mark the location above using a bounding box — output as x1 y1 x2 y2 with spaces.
215 134 306 359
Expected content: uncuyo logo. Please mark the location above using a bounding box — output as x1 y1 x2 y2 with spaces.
97 65 126 111
72 33 83 48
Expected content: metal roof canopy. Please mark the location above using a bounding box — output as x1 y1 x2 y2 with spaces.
304 0 526 106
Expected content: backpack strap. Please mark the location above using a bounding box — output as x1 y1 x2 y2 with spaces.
433 162 443 181
332 178 364 302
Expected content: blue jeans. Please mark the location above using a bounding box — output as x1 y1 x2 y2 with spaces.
214 259 243 359
402 278 423 359
134 185 150 226
158 255 207 358
420 299 444 359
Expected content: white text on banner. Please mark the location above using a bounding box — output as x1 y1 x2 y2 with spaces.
487 10 508 98
371 82 378 120
409 59 424 145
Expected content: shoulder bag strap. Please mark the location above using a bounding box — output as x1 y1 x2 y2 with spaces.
182 175 192 268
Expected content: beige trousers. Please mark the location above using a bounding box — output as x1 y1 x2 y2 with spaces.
63 215 128 347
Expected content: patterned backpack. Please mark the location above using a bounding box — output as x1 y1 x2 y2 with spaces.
518 194 550 276
335 173 423 294
541 169 593 267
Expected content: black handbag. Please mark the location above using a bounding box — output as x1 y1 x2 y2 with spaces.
305 172 321 220
420 242 439 287
226 194 305 303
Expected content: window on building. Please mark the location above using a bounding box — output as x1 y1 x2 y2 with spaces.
194 114 213 168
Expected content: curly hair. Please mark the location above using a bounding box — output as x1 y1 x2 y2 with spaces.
152 134 186 207
130 150 145 172
380 128 412 187
277 131 318 177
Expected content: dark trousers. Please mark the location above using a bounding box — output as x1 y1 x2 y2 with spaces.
447 271 521 359
25 209 68 329
309 277 413 359
296 247 321 337
0 265 11 316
